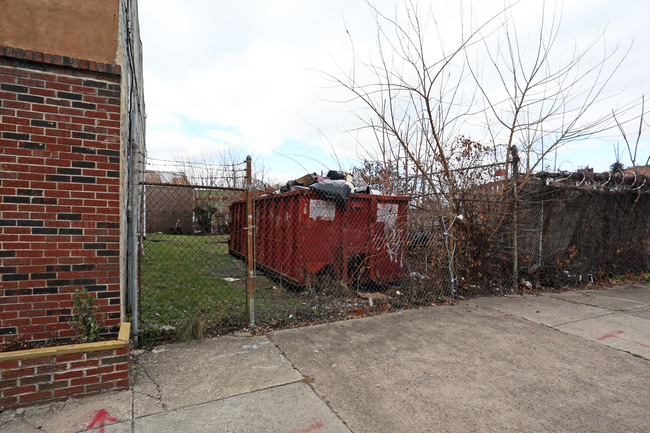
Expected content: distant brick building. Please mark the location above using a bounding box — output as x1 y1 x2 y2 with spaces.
0 0 145 345
622 165 649 178
145 171 194 235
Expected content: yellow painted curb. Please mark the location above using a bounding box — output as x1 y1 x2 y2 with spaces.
117 322 131 342
0 322 131 362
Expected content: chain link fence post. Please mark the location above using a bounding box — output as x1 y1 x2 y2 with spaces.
511 145 520 292
245 155 256 328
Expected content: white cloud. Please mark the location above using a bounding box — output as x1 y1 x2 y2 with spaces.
139 0 650 173
146 129 227 162
145 102 184 131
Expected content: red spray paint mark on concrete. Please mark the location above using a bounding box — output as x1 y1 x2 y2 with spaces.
293 421 325 433
597 330 650 348
87 409 118 433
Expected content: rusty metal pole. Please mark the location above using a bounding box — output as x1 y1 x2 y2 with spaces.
511 146 520 292
245 156 255 327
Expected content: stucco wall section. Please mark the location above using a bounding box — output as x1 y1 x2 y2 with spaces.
0 0 119 64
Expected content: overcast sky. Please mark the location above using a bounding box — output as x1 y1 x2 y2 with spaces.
139 0 649 181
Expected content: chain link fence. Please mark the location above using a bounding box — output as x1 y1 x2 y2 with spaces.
524 174 649 286
138 164 248 345
137 156 649 343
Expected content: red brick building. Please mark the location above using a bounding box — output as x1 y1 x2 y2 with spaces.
622 165 649 178
0 0 145 346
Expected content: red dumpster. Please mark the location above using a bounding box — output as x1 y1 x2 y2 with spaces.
229 189 409 286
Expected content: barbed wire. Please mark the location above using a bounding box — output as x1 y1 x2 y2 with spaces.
147 157 247 170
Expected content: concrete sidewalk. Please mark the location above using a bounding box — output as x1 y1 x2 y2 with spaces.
472 283 650 359
1 283 648 432
1 335 350 433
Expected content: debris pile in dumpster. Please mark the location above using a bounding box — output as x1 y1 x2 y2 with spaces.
229 169 410 288
278 170 381 209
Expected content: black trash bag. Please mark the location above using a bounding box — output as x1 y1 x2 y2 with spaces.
326 170 346 180
310 180 351 209
279 180 295 193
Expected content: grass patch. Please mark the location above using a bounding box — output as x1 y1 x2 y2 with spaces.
139 234 461 345
140 234 246 336
140 233 303 342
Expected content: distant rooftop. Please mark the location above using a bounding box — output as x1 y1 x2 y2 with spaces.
145 170 190 185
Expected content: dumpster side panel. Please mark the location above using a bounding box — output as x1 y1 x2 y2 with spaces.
343 197 373 252
228 200 247 258
342 195 408 284
230 190 409 286
299 196 339 282
252 192 342 285
370 197 409 282
255 193 299 283
342 196 373 283
252 191 316 285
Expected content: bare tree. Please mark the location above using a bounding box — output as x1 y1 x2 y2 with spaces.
324 0 641 293
467 3 635 186
613 96 650 176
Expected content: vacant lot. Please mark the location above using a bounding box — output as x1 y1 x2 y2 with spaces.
140 234 314 341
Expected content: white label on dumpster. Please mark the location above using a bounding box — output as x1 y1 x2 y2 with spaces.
377 203 398 228
309 199 336 220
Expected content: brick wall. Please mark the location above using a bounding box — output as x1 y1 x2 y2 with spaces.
0 47 123 345
0 323 130 410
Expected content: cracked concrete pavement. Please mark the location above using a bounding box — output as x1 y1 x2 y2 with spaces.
471 283 650 359
0 283 648 432
1 335 350 433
